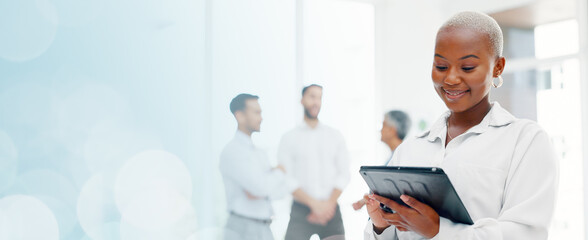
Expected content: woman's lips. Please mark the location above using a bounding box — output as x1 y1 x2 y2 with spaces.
444 88 469 100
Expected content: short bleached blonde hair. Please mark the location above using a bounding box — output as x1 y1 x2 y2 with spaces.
439 11 504 57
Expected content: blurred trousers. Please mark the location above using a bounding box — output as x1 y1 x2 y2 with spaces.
224 213 274 240
284 201 345 240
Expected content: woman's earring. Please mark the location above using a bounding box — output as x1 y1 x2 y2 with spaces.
492 76 503 88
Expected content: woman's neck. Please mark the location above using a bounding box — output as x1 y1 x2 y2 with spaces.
449 97 492 129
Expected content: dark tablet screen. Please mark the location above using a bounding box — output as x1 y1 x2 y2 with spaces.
360 166 473 225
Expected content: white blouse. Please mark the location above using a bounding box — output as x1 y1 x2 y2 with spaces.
364 102 559 240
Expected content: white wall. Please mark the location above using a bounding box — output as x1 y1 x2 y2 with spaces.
441 0 536 15
578 0 588 238
375 0 446 138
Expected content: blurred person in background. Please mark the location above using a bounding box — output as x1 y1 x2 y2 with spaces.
219 93 296 240
278 84 350 240
352 110 411 211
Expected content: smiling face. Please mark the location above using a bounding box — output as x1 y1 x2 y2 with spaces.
432 27 505 113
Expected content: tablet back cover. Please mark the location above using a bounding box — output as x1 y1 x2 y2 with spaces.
360 166 473 225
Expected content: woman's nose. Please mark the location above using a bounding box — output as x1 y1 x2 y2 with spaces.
444 67 461 85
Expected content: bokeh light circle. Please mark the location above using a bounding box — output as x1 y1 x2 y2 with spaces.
84 121 162 174
17 170 79 238
0 0 58 62
18 169 78 206
118 191 197 240
52 0 105 27
77 174 119 240
0 83 52 129
57 84 130 154
115 150 193 232
0 195 59 240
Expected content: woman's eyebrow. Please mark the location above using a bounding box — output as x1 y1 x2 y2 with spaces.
459 54 479 60
434 54 480 60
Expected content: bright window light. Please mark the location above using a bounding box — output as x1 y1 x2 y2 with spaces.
534 19 579 59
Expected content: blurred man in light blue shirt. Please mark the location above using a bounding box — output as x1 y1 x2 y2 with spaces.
219 93 296 240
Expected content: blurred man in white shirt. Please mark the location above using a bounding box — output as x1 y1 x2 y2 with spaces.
278 84 350 240
220 93 296 240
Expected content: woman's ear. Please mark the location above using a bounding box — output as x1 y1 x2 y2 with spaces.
493 56 506 78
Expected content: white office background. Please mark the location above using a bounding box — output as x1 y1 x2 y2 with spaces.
0 0 587 240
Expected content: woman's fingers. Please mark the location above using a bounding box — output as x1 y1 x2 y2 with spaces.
370 193 441 238
382 213 409 230
400 194 433 215
370 194 409 215
353 199 366 210
364 194 392 230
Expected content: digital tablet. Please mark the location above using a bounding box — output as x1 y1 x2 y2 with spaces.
359 166 473 225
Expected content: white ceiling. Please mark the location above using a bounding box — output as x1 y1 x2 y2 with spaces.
489 0 577 29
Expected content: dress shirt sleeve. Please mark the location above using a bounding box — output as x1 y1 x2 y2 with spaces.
333 132 351 190
364 220 398 240
432 127 558 240
277 134 300 193
222 149 292 199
